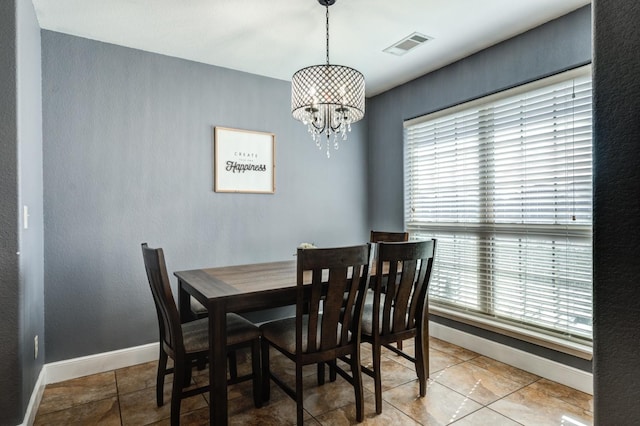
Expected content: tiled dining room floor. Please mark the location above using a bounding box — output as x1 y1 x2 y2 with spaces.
34 337 593 425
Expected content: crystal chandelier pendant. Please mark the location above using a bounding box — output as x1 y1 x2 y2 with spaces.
291 0 365 158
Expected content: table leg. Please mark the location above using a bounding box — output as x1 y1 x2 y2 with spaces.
177 279 195 323
209 301 228 425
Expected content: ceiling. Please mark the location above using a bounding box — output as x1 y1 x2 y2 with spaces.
31 0 590 97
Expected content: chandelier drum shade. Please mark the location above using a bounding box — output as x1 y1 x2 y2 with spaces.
291 0 365 157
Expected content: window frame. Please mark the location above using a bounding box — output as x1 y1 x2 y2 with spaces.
404 65 593 358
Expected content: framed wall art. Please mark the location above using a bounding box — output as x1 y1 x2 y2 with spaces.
213 126 276 193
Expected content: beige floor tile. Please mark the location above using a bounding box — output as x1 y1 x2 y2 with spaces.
451 407 521 425
314 400 421 425
383 379 483 425
429 338 479 361
37 371 118 415
34 396 121 426
363 338 465 378
434 361 525 405
191 371 260 405
302 373 372 417
116 361 159 394
429 348 465 373
118 381 207 425
361 356 419 393
531 378 593 413
266 350 318 380
147 407 210 426
468 356 539 387
229 398 317 426
489 382 593 426
229 393 315 425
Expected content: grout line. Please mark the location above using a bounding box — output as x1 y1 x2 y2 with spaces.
113 368 124 426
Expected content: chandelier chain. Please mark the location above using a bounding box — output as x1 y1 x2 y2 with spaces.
325 3 330 65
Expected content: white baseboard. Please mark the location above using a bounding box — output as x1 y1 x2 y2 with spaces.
430 321 593 395
45 342 159 384
18 367 46 426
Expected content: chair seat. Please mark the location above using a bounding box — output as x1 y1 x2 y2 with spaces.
260 315 349 354
182 313 260 354
190 298 208 316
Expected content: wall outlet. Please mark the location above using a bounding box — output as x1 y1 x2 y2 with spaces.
34 335 38 359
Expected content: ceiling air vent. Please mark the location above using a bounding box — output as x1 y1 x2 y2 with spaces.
383 32 432 56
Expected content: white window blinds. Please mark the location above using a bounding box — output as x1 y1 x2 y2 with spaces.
404 67 592 343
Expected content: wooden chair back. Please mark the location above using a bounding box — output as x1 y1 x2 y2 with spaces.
370 230 409 243
296 244 371 354
373 240 436 338
141 243 183 358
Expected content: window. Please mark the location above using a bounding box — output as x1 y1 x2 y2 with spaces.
404 67 592 346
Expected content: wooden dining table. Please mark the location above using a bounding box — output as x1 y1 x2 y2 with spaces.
174 260 300 425
173 256 418 425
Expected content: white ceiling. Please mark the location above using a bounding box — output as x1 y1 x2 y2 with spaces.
31 0 590 97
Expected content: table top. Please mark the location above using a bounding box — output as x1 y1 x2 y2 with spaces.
175 260 299 311
174 257 382 313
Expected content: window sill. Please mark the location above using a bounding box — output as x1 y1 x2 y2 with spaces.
428 305 593 360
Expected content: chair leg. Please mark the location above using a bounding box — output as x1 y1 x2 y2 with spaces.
196 355 206 371
228 351 238 381
397 340 403 350
351 347 365 422
372 342 383 414
415 331 429 397
317 362 325 385
157 349 168 407
171 359 184 426
296 362 304 426
261 339 271 402
183 360 192 388
329 359 337 382
251 339 263 408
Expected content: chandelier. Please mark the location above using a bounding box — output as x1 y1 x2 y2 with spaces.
291 0 365 158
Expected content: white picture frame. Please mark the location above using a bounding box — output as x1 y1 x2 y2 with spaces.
213 127 276 193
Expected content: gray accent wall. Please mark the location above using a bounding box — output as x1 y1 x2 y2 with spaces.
367 6 593 370
0 0 44 424
41 31 368 362
592 0 640 422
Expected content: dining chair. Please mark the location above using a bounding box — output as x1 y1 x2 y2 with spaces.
141 243 262 426
361 239 436 414
260 244 371 425
369 230 409 350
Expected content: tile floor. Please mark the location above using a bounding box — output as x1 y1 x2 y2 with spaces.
34 337 593 425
